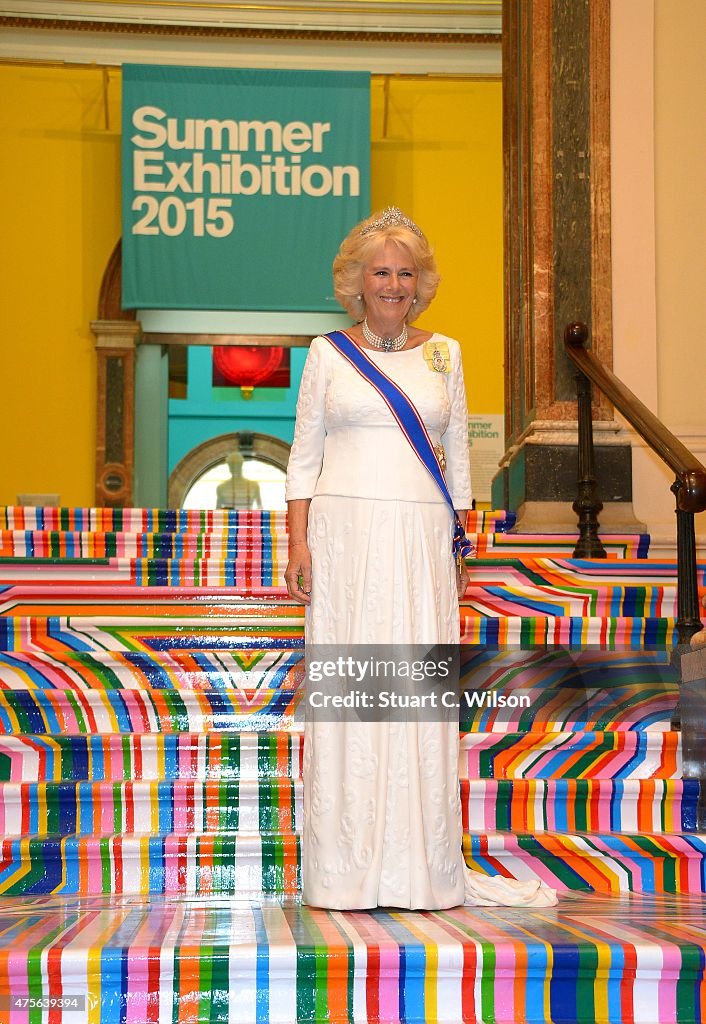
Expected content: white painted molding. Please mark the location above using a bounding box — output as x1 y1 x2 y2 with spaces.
627 426 706 543
0 0 502 71
139 309 350 335
0 1 502 35
0 26 501 73
646 535 706 560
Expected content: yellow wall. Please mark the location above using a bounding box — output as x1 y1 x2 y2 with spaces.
0 66 503 506
370 76 504 414
654 0 706 429
0 65 122 506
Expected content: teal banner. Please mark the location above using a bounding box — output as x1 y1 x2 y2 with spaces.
121 65 370 311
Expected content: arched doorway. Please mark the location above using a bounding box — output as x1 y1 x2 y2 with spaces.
168 431 290 509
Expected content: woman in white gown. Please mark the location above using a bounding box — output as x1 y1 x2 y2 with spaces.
284 207 556 911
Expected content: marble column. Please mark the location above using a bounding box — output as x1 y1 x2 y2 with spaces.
494 0 640 530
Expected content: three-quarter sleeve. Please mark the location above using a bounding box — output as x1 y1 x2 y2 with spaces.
441 341 473 508
285 337 328 500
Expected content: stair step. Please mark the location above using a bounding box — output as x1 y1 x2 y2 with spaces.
0 614 306 653
1 830 704 896
459 778 699 833
0 892 702 1024
460 729 681 779
0 507 291 533
0 779 301 834
0 531 290 559
0 832 300 896
0 530 649 563
0 683 678 736
0 506 517 534
472 532 651 559
0 648 305 692
0 687 303 735
459 647 679 732
0 645 677 692
0 583 291 611
0 586 681 618
0 732 304 781
459 615 676 646
0 558 695 613
463 579 677 619
0 779 697 836
0 729 680 783
463 831 706 895
0 557 287 587
0 615 679 655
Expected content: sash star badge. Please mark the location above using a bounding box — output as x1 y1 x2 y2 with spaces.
423 340 450 373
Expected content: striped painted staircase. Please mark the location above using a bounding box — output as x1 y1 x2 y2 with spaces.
0 506 705 1023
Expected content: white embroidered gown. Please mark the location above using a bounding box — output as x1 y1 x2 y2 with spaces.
285 333 556 910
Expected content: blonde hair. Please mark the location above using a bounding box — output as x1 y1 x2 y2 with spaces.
332 209 440 323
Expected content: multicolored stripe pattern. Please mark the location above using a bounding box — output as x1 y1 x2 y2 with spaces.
0 728 680 783
0 777 696 839
471 532 652 559
0 684 303 735
0 731 303 782
0 646 681 734
0 506 516 534
0 615 681 658
0 828 704 898
0 505 704 1022
460 729 682 779
0 648 306 693
0 892 703 1024
0 560 699 631
0 507 291 533
0 529 650 561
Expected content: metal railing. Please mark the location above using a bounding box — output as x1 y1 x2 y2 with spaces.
564 322 706 646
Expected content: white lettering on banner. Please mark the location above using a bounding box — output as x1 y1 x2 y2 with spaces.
129 106 358 237
132 196 234 237
131 107 331 153
133 153 359 198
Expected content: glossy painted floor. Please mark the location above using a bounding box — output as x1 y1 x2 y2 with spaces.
0 891 704 1023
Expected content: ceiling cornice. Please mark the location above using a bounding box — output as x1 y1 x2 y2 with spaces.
0 1 502 36
0 2 501 73
0 17 498 43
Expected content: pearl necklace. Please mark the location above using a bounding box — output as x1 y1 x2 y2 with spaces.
361 318 408 352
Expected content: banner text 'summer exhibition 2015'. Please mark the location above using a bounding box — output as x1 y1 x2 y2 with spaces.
122 65 370 311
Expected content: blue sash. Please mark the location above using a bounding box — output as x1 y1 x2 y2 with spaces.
325 330 474 564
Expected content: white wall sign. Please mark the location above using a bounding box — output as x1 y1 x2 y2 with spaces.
467 414 504 503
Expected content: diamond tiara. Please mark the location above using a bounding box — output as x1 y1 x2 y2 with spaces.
359 206 424 238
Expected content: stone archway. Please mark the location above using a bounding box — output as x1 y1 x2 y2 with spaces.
168 431 291 508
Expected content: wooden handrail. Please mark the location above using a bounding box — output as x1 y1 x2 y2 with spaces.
564 323 706 514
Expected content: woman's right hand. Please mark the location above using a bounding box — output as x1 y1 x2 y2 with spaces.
284 541 313 605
